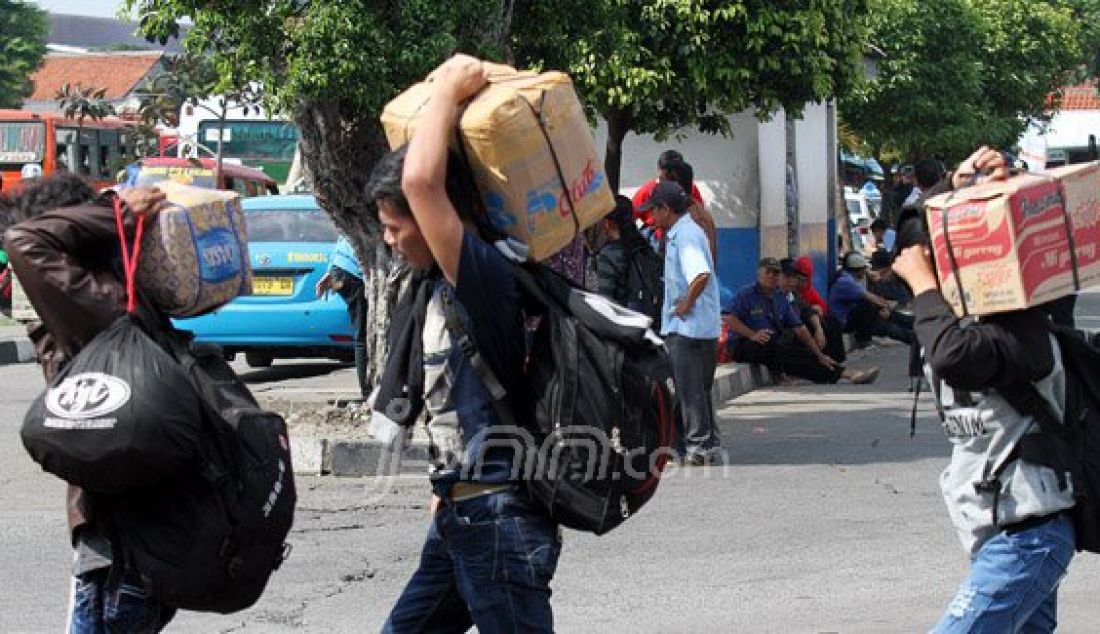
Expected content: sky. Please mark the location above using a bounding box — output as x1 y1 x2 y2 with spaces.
29 0 127 18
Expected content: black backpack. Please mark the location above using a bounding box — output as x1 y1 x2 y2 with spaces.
619 223 664 323
443 262 675 535
999 326 1100 553
110 332 296 613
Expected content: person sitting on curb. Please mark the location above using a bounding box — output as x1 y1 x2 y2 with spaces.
867 249 913 310
781 258 850 370
828 251 915 348
725 257 878 385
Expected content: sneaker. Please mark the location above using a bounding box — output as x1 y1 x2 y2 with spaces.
684 453 707 467
850 367 880 385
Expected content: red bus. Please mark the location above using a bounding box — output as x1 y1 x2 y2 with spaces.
0 109 138 193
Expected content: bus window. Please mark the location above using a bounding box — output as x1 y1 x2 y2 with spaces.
98 130 121 180
0 121 46 169
55 128 78 172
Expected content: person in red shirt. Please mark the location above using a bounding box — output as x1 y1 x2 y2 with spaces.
793 256 827 315
632 150 705 230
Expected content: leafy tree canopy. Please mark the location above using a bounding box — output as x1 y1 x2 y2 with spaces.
0 0 48 109
511 0 872 189
842 0 1099 163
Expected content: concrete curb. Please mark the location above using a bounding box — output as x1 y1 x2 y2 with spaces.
292 361 780 478
289 434 433 477
0 338 35 366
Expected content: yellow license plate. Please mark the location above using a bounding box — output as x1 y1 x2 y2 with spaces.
252 276 294 296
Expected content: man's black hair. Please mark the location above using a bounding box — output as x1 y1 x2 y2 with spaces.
914 158 945 189
665 161 694 196
366 144 483 226
870 218 888 232
658 149 684 171
11 173 99 223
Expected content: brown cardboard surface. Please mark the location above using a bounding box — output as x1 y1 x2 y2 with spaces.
382 65 614 260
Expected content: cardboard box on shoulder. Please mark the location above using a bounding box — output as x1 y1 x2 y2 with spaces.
923 162 1100 317
138 181 253 317
381 63 614 261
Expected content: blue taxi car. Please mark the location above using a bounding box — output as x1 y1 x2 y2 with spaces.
172 194 355 367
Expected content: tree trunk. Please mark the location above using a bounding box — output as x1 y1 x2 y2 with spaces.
604 109 630 193
294 101 396 391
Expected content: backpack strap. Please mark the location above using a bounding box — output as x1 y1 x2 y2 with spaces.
439 285 522 431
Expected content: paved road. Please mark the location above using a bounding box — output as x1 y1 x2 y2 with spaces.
4 336 1100 632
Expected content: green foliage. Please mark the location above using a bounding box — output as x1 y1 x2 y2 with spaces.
0 0 48 109
511 0 871 188
842 0 1095 163
124 0 508 119
55 83 116 129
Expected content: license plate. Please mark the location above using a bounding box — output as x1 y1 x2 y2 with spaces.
252 276 294 296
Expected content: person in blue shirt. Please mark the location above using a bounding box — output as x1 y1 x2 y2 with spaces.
639 180 721 466
369 55 560 633
724 258 878 385
316 235 367 397
828 251 915 347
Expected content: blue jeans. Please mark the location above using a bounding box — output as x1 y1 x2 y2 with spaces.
933 513 1075 633
69 567 175 633
382 488 561 634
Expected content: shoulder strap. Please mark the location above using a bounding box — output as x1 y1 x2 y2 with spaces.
439 285 521 431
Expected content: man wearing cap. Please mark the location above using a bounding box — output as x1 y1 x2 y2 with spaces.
829 251 915 347
642 180 721 465
724 258 877 385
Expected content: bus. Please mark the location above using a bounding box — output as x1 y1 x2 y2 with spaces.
177 99 299 186
0 110 140 192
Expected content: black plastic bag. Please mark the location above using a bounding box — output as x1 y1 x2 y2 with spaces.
22 316 202 494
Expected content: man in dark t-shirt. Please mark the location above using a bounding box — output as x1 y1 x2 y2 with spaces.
371 55 560 633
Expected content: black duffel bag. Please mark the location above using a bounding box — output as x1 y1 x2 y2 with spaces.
21 315 203 494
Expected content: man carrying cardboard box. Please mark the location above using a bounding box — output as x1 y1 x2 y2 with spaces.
893 147 1079 632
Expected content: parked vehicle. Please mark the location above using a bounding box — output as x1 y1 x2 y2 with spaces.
172 194 354 367
0 109 139 193
125 157 279 197
844 186 876 253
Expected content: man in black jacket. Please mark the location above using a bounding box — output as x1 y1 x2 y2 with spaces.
893 147 1077 632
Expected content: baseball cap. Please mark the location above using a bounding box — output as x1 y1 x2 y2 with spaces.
637 180 689 212
843 252 870 270
758 257 781 271
779 258 798 275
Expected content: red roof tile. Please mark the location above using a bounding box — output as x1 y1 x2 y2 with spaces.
1057 81 1100 111
27 52 164 102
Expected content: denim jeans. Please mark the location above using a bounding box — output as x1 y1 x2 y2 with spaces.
382 488 561 634
69 567 175 633
933 513 1075 633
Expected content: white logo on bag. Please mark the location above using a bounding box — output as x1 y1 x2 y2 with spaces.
45 373 131 420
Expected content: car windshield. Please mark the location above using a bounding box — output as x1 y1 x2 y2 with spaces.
245 207 338 243
136 165 216 189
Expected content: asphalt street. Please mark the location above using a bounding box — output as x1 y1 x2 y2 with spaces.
0 290 1098 632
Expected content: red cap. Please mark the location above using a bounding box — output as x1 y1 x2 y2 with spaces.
794 256 813 278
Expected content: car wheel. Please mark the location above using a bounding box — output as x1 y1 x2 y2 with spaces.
245 352 273 368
